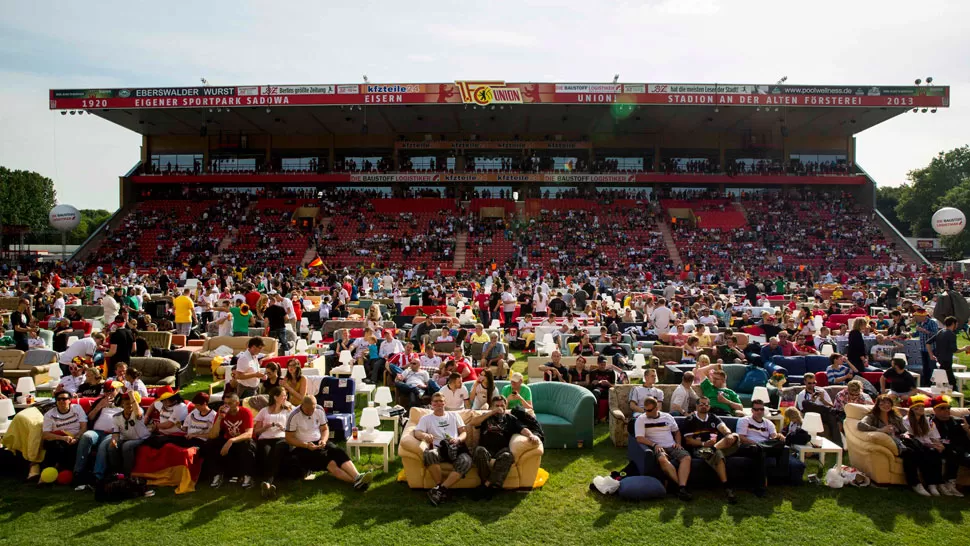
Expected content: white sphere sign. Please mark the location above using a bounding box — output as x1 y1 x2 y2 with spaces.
932 207 966 236
49 204 81 232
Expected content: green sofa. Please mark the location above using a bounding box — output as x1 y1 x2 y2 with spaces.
464 380 595 449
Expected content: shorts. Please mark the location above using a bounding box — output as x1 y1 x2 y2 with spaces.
423 444 473 477
657 446 690 465
175 322 192 336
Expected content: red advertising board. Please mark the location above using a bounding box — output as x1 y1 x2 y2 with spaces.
50 81 950 110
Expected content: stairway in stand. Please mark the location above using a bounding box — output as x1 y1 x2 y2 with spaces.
452 232 468 270
734 202 750 223
658 221 683 269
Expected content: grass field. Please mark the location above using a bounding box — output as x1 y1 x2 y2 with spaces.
2 348 969 546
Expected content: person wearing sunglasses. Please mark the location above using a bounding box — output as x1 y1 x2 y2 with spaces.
736 399 786 496
634 397 693 501
41 392 89 475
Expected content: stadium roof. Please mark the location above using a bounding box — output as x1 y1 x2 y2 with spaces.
50 81 949 137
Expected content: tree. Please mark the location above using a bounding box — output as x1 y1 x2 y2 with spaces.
935 180 970 259
875 185 909 236
896 146 970 237
0 167 57 230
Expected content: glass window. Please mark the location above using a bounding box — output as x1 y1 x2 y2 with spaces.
602 157 644 171
150 154 202 173
281 157 320 171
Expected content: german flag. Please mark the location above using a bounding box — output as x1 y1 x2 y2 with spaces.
308 256 323 268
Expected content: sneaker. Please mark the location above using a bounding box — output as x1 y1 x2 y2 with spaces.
74 484 92 492
913 484 931 497
947 480 965 498
928 485 941 497
261 481 272 498
353 472 373 491
303 471 318 481
939 483 958 497
725 488 738 505
427 485 443 507
677 486 692 502
210 474 224 489
268 484 277 498
241 476 253 489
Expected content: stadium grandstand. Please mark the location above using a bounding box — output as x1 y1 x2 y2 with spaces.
50 80 950 279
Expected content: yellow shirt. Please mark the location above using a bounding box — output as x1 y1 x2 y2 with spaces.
470 333 490 344
174 295 195 323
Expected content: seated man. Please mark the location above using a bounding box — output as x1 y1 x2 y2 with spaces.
284 395 371 492
880 357 918 402
479 332 508 379
395 359 437 408
701 369 744 416
143 392 189 448
205 392 257 489
634 396 693 501
500 373 533 410
736 399 785 495
718 335 747 364
759 337 784 366
538 350 569 382
669 370 697 416
601 332 632 369
467 395 542 494
930 396 970 497
41 391 89 472
680 397 741 503
412 392 474 506
629 368 664 419
55 363 86 397
869 335 903 369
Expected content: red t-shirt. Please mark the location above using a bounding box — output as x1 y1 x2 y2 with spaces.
245 291 260 310
475 293 490 310
455 359 477 381
220 407 253 440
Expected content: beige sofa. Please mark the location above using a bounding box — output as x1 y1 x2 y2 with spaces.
192 336 279 374
2 349 58 380
844 402 970 486
400 407 544 489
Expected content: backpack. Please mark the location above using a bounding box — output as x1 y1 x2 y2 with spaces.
95 475 150 502
510 407 545 441
736 365 768 394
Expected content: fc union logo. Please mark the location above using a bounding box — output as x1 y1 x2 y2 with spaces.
455 80 523 106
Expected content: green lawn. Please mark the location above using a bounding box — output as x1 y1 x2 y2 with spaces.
3 349 969 545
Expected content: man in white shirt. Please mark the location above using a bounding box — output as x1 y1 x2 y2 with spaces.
55 364 87 396
669 370 697 416
284 396 371 490
102 291 120 325
42 391 89 471
395 359 435 407
234 337 267 399
795 373 833 411
419 345 442 373
501 288 517 328
736 399 785 495
413 392 474 506
651 298 674 332
629 369 665 419
372 329 404 384
634 397 693 501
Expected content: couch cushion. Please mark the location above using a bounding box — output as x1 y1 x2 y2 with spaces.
536 413 572 427
804 356 830 374
771 356 806 378
617 476 666 500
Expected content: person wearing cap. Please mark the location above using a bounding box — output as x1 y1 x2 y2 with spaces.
205 391 256 489
143 391 189 448
73 381 126 485
98 390 149 479
903 396 949 496
500 373 533 410
930 395 970 497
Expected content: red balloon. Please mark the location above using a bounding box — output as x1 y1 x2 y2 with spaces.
56 470 73 485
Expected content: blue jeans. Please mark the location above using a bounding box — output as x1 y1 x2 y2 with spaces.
270 328 290 355
75 430 110 475
95 436 146 478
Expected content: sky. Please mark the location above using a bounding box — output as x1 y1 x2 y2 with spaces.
0 0 967 210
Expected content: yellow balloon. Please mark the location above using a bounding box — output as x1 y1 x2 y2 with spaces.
40 467 59 484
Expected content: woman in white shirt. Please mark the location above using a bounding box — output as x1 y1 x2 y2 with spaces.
254 386 292 496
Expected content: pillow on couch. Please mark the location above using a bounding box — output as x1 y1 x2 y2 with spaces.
617 476 666 501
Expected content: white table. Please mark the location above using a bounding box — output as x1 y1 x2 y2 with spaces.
346 430 394 473
953 364 967 373
14 398 52 411
954 372 970 395
793 436 844 468
356 383 376 404
379 413 401 458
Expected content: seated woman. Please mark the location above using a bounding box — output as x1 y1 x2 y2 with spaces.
692 355 721 385
77 367 106 398
681 336 702 362
903 398 951 496
259 362 284 394
856 395 940 496
833 379 872 412
281 359 308 406
124 368 149 398
469 370 496 411
571 334 596 357
173 392 217 448
253 386 292 498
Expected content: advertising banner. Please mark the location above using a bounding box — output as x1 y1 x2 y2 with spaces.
395 141 591 150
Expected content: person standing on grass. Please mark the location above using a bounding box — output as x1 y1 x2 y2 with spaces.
173 288 195 338
467 395 542 496
634 396 693 501
284 395 371 492
413 392 473 506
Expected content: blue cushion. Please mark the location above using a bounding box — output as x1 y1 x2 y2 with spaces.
318 377 356 415
804 355 830 373
617 476 666 500
736 366 768 394
326 413 354 441
536 414 572 427
772 356 805 377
